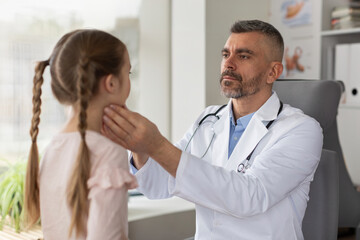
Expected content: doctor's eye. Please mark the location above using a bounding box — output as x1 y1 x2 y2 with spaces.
221 52 229 58
239 55 249 60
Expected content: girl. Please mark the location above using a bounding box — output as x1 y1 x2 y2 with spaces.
25 29 137 240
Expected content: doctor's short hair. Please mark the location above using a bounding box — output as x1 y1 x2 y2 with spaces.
230 20 284 62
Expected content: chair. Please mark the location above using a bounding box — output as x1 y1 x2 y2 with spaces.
302 149 339 240
274 79 360 240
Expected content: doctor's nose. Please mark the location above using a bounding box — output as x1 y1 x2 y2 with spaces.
222 57 236 71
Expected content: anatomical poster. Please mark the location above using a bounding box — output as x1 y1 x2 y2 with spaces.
280 0 312 27
281 37 317 79
269 0 322 79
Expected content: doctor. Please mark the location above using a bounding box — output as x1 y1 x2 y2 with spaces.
103 20 323 239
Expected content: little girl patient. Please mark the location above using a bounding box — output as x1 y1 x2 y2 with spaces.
24 29 138 240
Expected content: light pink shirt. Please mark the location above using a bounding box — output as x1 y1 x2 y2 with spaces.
39 131 137 240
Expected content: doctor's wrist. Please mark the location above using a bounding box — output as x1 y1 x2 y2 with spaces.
132 152 149 169
149 137 181 177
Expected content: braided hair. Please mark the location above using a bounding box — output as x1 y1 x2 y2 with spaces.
25 29 127 237
24 60 49 226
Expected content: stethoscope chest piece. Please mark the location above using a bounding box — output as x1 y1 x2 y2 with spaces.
237 163 245 173
237 160 250 173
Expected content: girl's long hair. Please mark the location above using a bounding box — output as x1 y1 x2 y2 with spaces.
24 29 126 237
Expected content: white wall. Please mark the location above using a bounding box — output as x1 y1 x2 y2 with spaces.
171 0 270 142
171 0 207 142
139 0 171 138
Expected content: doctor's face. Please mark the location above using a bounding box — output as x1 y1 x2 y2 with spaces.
220 32 273 99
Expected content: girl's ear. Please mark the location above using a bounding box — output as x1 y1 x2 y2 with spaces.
103 74 117 93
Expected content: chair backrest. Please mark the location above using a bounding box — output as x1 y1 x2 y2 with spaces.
302 149 339 240
273 79 340 132
273 79 360 228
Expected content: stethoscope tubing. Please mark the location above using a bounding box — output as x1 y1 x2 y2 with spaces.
184 104 226 155
184 101 283 172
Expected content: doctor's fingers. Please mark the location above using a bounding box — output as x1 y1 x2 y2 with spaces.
103 107 155 152
103 118 133 151
101 122 130 149
104 106 136 133
106 105 164 151
108 104 146 127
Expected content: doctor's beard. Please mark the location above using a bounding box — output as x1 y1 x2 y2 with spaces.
219 70 263 99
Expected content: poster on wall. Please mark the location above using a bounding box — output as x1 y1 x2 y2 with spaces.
281 0 312 27
270 0 321 79
281 37 317 79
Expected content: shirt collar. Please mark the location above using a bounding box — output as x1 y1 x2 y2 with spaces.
229 102 255 128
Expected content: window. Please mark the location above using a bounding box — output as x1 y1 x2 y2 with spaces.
0 0 142 162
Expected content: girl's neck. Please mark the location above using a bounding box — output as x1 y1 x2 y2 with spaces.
62 105 104 133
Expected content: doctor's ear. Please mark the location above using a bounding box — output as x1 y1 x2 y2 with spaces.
103 74 118 93
267 62 283 84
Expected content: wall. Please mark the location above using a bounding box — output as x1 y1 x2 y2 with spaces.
139 0 171 138
171 0 270 142
171 0 206 142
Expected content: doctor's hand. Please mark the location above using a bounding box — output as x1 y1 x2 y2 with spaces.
102 105 163 155
102 105 181 177
102 119 149 169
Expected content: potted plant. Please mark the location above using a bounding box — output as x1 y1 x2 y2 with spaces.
0 158 26 233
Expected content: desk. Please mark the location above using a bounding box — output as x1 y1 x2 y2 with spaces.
0 224 43 240
128 196 196 240
0 196 196 240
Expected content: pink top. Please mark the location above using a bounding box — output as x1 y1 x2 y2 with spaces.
39 131 137 240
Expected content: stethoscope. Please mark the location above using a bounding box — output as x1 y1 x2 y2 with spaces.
184 101 283 173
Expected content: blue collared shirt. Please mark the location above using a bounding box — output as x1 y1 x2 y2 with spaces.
228 106 254 158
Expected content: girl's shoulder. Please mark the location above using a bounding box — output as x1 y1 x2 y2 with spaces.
84 131 136 190
42 130 128 168
85 131 129 168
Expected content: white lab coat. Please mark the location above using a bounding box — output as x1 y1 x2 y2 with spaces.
134 92 323 240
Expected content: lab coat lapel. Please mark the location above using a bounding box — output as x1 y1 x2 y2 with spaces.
211 101 231 167
225 117 268 171
225 93 281 171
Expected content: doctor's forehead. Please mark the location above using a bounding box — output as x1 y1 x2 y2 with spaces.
223 32 266 51
224 32 272 59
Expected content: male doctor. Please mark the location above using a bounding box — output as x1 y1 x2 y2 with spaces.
103 20 323 239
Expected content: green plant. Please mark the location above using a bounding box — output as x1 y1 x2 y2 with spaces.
0 158 26 233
